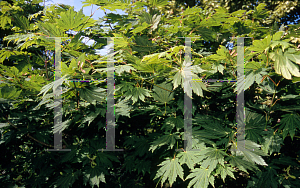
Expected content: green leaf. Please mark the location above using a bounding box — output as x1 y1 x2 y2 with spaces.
0 85 22 99
79 86 106 104
55 169 81 188
247 164 280 188
115 64 136 76
124 156 151 176
252 3 269 19
124 136 149 157
231 10 246 17
280 94 300 101
37 75 68 98
230 140 268 166
244 61 269 90
60 147 78 163
261 133 283 155
186 167 215 188
82 0 130 11
172 62 207 97
115 81 135 94
149 0 169 7
248 35 271 54
194 114 231 138
177 150 202 170
200 147 228 172
132 35 154 53
93 151 120 168
272 155 299 166
0 49 15 63
149 14 161 33
278 113 300 140
191 74 208 97
245 109 265 143
162 116 184 132
83 166 106 187
37 21 64 37
176 98 197 116
269 48 300 80
211 62 225 74
258 76 277 94
149 133 180 152
270 40 291 52
57 8 95 31
113 34 129 48
53 119 71 134
226 155 259 173
183 7 202 16
62 60 76 76
292 76 300 83
12 14 31 31
0 123 9 128
272 31 285 41
62 53 88 76
3 33 35 46
124 86 151 104
216 164 236 182
137 12 161 34
152 82 174 104
81 107 106 126
115 99 132 121
153 157 184 188
130 22 150 34
192 114 231 146
208 46 228 61
0 15 12 29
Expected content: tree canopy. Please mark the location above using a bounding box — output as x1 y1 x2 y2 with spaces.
1 0 300 187
175 0 300 25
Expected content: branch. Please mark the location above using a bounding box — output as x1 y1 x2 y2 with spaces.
3 115 54 148
104 10 114 31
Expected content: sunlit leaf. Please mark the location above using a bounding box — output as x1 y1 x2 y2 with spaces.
153 157 184 187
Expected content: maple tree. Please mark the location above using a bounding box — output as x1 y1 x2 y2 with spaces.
1 0 300 187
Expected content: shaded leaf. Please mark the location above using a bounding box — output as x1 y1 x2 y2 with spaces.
226 155 259 173
55 169 81 188
149 133 180 152
124 87 151 104
83 166 106 187
152 82 174 104
0 85 22 99
278 113 300 140
261 133 283 155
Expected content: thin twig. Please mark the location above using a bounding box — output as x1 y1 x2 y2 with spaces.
104 10 114 31
45 50 49 80
3 115 53 147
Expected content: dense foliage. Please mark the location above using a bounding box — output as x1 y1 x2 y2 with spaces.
1 0 300 187
174 0 300 25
